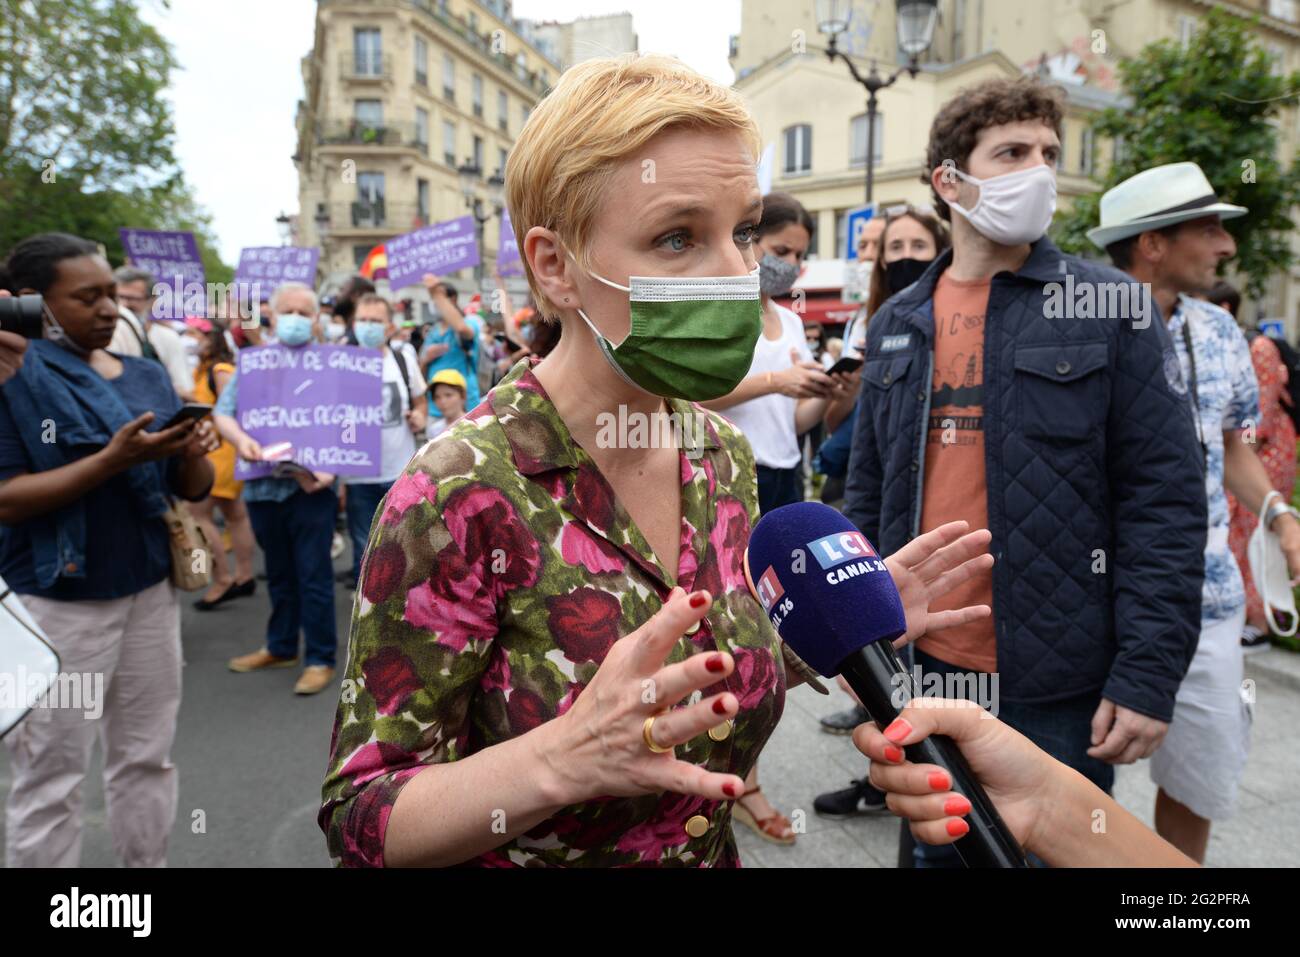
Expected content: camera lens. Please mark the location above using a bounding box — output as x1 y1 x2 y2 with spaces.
0 294 45 339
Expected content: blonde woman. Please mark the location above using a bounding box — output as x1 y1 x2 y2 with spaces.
319 54 991 867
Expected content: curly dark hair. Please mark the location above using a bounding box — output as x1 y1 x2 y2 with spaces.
925 77 1064 222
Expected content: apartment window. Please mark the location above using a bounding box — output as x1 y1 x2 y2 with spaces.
1176 15 1196 48
354 245 375 268
417 178 430 224
1056 126 1066 171
443 53 455 101
353 28 382 75
473 135 484 170
443 120 456 166
783 124 812 175
1269 0 1298 23
472 74 484 118
356 172 385 225
1080 126 1094 177
498 89 508 133
415 107 429 154
498 146 508 176
469 12 479 33
849 113 883 167
414 36 428 86
354 99 383 129
1268 43 1287 77
521 103 530 127
833 209 848 259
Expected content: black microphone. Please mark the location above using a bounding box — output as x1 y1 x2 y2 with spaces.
744 501 1027 868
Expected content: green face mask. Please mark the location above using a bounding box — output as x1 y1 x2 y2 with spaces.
575 267 762 401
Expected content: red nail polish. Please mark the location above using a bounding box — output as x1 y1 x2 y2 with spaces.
946 818 969 838
722 782 737 798
689 592 709 609
943 796 971 816
883 718 912 743
883 744 904 763
705 654 726 673
927 771 950 791
712 696 729 714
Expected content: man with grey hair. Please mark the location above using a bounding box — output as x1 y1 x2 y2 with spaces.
212 281 340 696
110 264 193 396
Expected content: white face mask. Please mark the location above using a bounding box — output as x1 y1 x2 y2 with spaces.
948 164 1057 246
1248 495 1300 636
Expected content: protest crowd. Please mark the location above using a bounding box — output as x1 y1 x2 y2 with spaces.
0 40 1296 875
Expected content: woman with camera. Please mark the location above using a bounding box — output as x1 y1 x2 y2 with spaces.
0 232 216 867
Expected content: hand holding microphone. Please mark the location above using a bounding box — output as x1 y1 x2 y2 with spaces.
855 697 1056 853
744 502 1028 867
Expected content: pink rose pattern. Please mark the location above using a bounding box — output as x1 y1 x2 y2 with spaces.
320 361 785 868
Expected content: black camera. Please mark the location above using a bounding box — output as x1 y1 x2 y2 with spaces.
0 294 44 339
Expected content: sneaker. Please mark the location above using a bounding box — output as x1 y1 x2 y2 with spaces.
331 532 346 560
819 703 869 735
1241 625 1271 655
294 665 336 695
228 648 298 673
813 779 890 819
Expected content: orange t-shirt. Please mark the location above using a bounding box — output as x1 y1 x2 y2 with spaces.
917 272 996 673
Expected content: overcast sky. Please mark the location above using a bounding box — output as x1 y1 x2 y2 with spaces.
143 0 741 265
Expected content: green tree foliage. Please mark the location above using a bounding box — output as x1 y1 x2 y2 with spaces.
1054 8 1300 299
0 0 230 280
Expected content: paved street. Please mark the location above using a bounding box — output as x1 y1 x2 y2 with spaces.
2 554 1298 868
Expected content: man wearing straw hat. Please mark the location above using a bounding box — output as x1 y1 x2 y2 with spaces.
1092 161 1300 862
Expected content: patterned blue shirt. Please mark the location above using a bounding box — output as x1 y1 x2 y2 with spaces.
1166 295 1259 623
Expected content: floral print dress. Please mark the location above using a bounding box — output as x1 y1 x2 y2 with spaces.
319 359 787 866
1227 334 1298 626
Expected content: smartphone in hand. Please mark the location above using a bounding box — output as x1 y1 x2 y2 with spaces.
162 404 213 429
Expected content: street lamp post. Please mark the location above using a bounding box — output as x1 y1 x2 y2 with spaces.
817 0 938 204
275 210 292 246
457 161 507 287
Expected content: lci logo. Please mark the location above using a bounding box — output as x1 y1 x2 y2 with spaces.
809 531 877 570
755 565 784 612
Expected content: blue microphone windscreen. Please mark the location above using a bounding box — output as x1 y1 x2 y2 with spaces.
747 501 906 676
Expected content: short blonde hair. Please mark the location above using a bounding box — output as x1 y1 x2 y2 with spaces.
505 54 761 319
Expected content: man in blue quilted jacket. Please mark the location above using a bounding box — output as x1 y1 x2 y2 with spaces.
843 77 1208 867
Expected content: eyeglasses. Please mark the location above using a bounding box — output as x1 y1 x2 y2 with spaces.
882 202 938 222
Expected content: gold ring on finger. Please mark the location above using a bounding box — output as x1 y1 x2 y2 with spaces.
643 713 673 754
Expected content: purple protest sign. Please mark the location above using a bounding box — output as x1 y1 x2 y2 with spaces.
497 209 523 277
233 344 384 480
234 246 321 297
119 229 205 320
386 214 480 289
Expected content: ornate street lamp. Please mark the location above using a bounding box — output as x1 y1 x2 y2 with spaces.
817 0 938 202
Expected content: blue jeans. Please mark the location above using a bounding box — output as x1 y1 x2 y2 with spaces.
345 480 393 581
247 488 338 668
908 647 1114 868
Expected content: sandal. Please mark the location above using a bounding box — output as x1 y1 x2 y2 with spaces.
731 786 796 845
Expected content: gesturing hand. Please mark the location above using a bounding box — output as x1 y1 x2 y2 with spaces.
543 587 746 806
883 521 994 644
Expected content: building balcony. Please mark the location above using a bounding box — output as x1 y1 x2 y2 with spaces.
316 120 429 155
320 201 425 235
340 53 392 83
